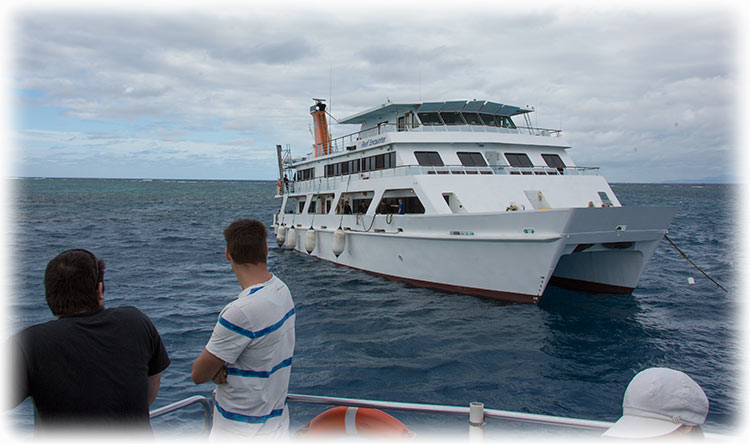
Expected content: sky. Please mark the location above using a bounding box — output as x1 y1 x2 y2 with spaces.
3 0 749 183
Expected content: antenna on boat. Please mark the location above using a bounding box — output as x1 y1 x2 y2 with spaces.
329 64 333 137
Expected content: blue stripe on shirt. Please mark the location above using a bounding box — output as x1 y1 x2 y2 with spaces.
218 307 296 339
215 400 284 424
227 357 292 378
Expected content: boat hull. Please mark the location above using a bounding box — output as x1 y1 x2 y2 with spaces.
273 206 675 304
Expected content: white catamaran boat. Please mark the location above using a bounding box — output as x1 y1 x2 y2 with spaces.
272 99 675 303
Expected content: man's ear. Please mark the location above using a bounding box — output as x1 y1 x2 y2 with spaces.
225 248 231 262
97 282 104 307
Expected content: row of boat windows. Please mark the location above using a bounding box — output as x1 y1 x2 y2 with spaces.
293 151 567 182
417 112 517 128
288 191 425 215
416 151 566 169
414 151 488 167
324 152 397 178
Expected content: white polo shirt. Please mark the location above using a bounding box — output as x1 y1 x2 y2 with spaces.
206 274 295 438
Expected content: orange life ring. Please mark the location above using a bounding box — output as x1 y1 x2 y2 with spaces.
297 406 414 438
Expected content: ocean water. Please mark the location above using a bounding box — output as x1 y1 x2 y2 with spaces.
5 179 743 437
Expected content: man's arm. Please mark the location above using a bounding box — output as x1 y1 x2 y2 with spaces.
191 348 225 384
148 373 161 405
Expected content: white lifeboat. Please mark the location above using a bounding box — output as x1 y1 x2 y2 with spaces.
332 228 346 257
304 228 316 254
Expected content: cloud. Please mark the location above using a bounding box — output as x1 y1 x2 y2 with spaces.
7 3 744 182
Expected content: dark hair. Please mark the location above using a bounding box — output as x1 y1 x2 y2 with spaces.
44 249 105 317
223 219 267 265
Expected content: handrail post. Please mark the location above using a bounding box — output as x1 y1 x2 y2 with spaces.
469 401 485 441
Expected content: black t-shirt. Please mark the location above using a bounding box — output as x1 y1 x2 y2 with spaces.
12 306 171 430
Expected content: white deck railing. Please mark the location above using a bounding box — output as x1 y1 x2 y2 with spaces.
283 164 599 195
309 122 563 157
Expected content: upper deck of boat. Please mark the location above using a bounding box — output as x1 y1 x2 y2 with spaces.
291 100 568 168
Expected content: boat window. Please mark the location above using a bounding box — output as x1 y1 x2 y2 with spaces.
417 112 442 125
375 154 385 169
360 152 395 172
398 116 406 131
354 198 372 214
598 192 613 207
542 154 565 169
440 112 464 125
309 193 335 214
462 112 483 125
376 194 425 214
499 116 517 129
295 167 314 181
335 196 353 214
457 152 488 167
414 151 445 166
479 113 500 126
504 153 533 168
283 197 297 214
336 192 373 215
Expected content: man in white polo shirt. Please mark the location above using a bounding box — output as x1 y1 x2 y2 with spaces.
192 219 296 439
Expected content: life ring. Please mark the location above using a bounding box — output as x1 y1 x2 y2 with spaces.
296 406 413 438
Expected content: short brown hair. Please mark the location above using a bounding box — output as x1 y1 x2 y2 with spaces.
45 249 104 317
223 219 267 265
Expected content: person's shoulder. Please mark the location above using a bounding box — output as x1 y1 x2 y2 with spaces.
14 318 59 338
106 306 157 325
11 318 66 349
108 305 147 317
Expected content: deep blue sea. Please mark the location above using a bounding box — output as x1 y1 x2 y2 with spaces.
5 179 743 438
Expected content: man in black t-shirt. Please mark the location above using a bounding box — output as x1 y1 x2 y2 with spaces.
8 249 171 433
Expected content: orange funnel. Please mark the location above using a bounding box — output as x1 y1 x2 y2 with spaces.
311 99 331 157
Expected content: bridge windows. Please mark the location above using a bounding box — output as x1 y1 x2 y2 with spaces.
542 154 565 169
457 152 488 167
504 153 533 167
414 151 445 166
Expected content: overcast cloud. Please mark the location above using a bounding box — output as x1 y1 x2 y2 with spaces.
5 1 748 182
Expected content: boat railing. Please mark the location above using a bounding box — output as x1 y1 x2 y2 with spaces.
148 393 731 439
149 394 213 432
287 164 600 195
148 392 611 436
315 122 563 156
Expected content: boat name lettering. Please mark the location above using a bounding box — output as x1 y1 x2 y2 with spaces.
361 136 387 148
450 231 475 236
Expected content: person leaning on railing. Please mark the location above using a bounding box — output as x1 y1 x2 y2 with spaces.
7 249 170 434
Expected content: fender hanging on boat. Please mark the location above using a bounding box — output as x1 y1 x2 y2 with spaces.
304 227 316 254
286 226 298 249
332 228 346 257
276 225 286 246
